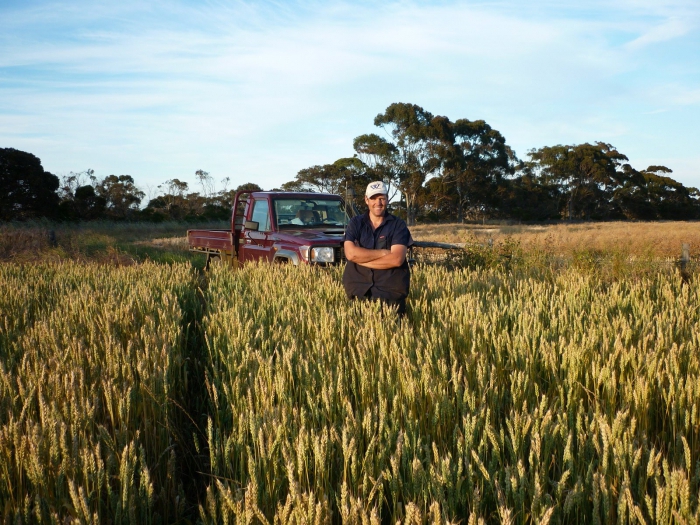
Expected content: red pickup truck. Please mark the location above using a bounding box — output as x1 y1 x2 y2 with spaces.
188 190 356 267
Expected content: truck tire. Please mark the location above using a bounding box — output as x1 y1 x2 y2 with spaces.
205 253 222 270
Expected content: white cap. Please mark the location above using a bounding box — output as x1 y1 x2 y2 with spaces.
365 181 388 198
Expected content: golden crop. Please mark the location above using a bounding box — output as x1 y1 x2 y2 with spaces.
200 263 699 524
1 255 698 523
0 262 199 523
411 221 700 260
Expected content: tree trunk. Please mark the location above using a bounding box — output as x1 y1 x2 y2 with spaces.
457 184 464 223
406 193 416 226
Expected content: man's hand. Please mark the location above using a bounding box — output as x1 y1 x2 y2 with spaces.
344 241 406 269
344 241 390 263
361 244 407 269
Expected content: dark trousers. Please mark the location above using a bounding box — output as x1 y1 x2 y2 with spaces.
352 289 407 316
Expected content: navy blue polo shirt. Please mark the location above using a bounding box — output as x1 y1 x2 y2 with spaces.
342 212 412 301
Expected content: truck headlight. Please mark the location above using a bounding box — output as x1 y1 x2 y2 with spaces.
311 247 334 263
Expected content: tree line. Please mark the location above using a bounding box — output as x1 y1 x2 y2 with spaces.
2 102 698 223
283 103 700 225
0 149 262 222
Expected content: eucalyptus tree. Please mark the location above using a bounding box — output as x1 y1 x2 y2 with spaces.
606 164 653 219
332 157 373 209
354 103 448 225
497 170 562 221
56 169 108 220
638 166 700 219
58 169 96 201
284 157 368 202
289 158 355 194
195 169 215 198
0 148 60 220
443 119 515 221
528 142 629 220
352 133 400 200
65 184 107 220
96 175 145 219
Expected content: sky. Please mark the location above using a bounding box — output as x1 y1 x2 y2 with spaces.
1 0 699 199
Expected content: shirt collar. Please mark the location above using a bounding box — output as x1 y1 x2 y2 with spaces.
362 211 395 227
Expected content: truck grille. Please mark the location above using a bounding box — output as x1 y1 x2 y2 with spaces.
334 246 346 264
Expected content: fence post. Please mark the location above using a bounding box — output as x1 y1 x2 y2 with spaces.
678 243 691 284
680 243 690 271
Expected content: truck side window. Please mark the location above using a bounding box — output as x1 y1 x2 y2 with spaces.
251 199 271 232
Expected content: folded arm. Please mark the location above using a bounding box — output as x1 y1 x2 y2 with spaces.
344 241 390 263
361 244 407 269
344 241 407 269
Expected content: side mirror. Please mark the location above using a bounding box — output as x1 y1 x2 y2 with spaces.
244 220 259 231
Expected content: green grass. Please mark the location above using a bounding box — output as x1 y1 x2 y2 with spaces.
0 220 224 268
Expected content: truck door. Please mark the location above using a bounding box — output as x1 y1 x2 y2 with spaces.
240 198 275 263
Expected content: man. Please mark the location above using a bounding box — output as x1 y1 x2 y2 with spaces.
343 181 412 314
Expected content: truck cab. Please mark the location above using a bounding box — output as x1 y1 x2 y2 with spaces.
188 191 356 267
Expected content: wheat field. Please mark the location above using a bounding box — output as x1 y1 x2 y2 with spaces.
199 263 699 524
0 262 202 523
0 223 699 523
411 221 700 260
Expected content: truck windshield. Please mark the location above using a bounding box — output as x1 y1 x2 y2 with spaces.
274 198 351 229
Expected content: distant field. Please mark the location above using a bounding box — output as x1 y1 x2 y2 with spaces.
0 220 226 266
412 221 700 259
3 220 699 264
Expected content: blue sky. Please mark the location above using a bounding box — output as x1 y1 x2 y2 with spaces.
2 0 699 198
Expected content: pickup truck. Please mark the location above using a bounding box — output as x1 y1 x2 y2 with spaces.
188 190 356 268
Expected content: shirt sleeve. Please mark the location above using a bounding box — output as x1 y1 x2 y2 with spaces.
390 219 411 247
344 216 360 243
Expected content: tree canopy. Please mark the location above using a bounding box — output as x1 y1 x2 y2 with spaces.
96 175 145 219
0 148 60 220
288 104 699 222
527 142 630 220
2 103 698 223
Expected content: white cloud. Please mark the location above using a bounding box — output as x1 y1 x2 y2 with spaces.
672 88 700 106
624 17 693 50
1 0 699 189
640 84 700 109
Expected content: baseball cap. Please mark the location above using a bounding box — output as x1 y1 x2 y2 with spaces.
365 181 388 198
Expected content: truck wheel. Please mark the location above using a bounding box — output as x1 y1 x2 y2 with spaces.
205 254 222 270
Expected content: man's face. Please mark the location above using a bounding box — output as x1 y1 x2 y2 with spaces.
366 193 387 218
